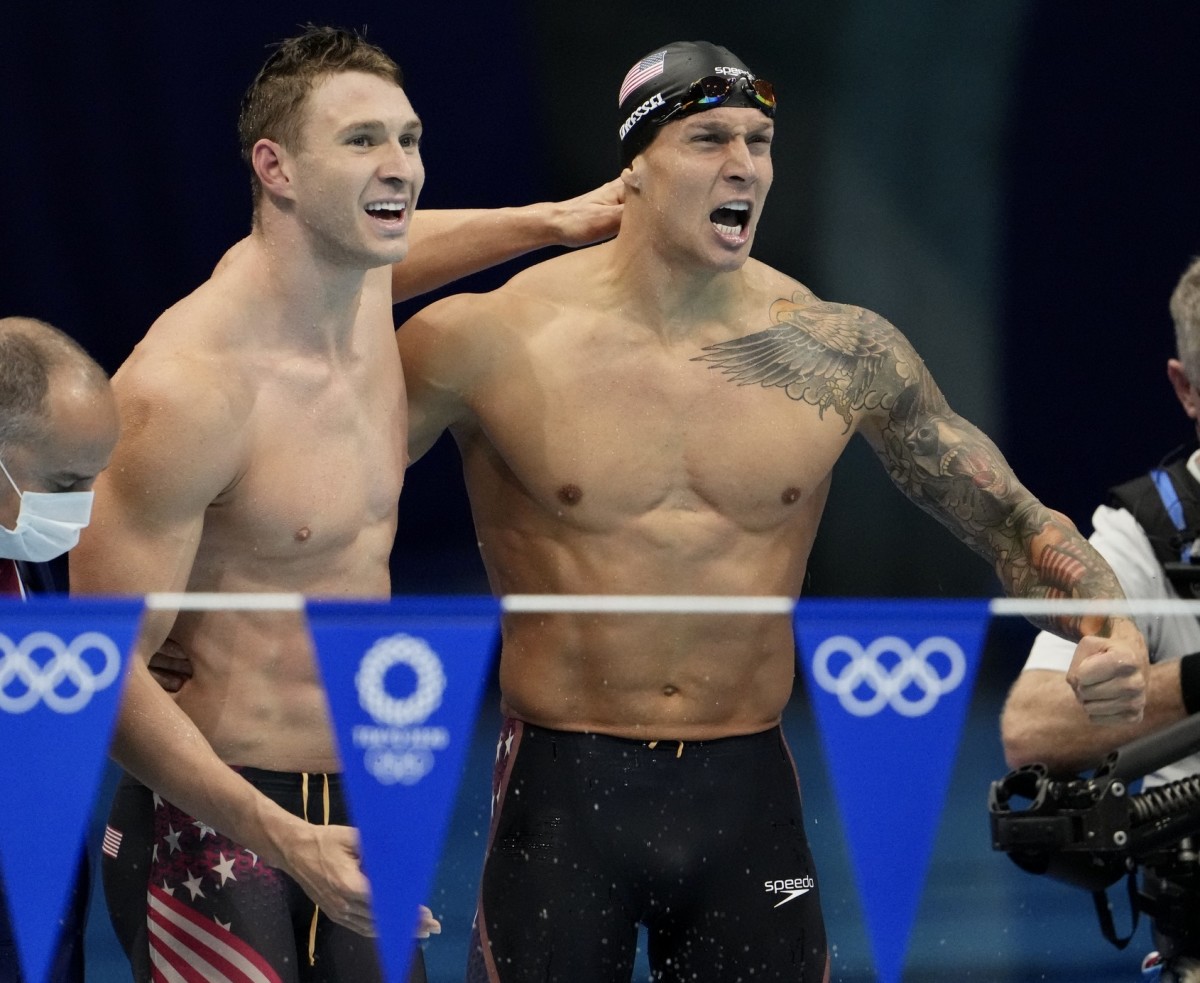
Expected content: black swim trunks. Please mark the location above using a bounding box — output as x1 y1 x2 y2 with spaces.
467 720 827 983
102 768 427 983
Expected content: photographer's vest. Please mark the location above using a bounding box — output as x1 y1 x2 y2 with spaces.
1109 457 1200 597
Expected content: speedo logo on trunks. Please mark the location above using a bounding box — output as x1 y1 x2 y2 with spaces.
764 875 816 907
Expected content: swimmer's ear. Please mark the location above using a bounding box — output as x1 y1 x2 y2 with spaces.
1168 359 1200 423
252 138 295 203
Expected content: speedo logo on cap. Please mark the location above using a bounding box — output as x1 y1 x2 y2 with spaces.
619 92 667 140
714 66 751 76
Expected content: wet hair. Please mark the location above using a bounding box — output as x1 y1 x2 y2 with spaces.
616 40 768 168
0 317 108 452
238 24 405 210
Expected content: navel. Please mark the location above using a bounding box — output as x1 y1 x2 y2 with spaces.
557 483 583 506
781 486 801 505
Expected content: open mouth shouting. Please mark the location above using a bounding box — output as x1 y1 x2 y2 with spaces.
710 200 751 245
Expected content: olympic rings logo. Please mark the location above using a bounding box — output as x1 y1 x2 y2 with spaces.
810 634 966 718
0 631 123 714
355 633 446 727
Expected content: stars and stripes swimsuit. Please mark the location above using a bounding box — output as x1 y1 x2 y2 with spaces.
102 768 427 983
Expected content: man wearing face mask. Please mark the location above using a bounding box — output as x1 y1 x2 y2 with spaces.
0 315 119 981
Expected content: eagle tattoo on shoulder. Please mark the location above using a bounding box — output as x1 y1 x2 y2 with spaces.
691 291 894 431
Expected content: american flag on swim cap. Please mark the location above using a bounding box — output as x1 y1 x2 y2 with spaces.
619 50 667 104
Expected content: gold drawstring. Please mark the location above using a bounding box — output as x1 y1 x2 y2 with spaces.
302 773 332 966
647 740 685 758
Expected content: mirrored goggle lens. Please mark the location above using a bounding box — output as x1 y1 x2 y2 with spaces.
747 78 776 113
693 76 736 105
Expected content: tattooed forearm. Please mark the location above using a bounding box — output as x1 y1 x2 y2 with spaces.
876 380 1127 639
994 502 1127 640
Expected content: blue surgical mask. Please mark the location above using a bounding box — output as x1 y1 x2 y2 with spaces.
0 453 94 562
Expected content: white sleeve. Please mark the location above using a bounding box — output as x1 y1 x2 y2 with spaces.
1021 504 1171 672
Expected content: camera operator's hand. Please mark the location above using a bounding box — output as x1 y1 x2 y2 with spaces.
1066 618 1149 724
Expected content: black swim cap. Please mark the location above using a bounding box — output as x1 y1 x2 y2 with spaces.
617 41 775 168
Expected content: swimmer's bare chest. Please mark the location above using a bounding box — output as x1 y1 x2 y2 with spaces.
161 336 405 767
192 341 406 595
464 330 853 542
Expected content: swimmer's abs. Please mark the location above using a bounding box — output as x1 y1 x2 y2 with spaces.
174 673 341 773
499 651 793 741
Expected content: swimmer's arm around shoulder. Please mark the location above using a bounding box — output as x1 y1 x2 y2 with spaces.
391 177 623 303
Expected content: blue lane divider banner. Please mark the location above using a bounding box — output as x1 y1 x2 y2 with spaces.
0 596 142 983
793 598 990 983
307 596 500 983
